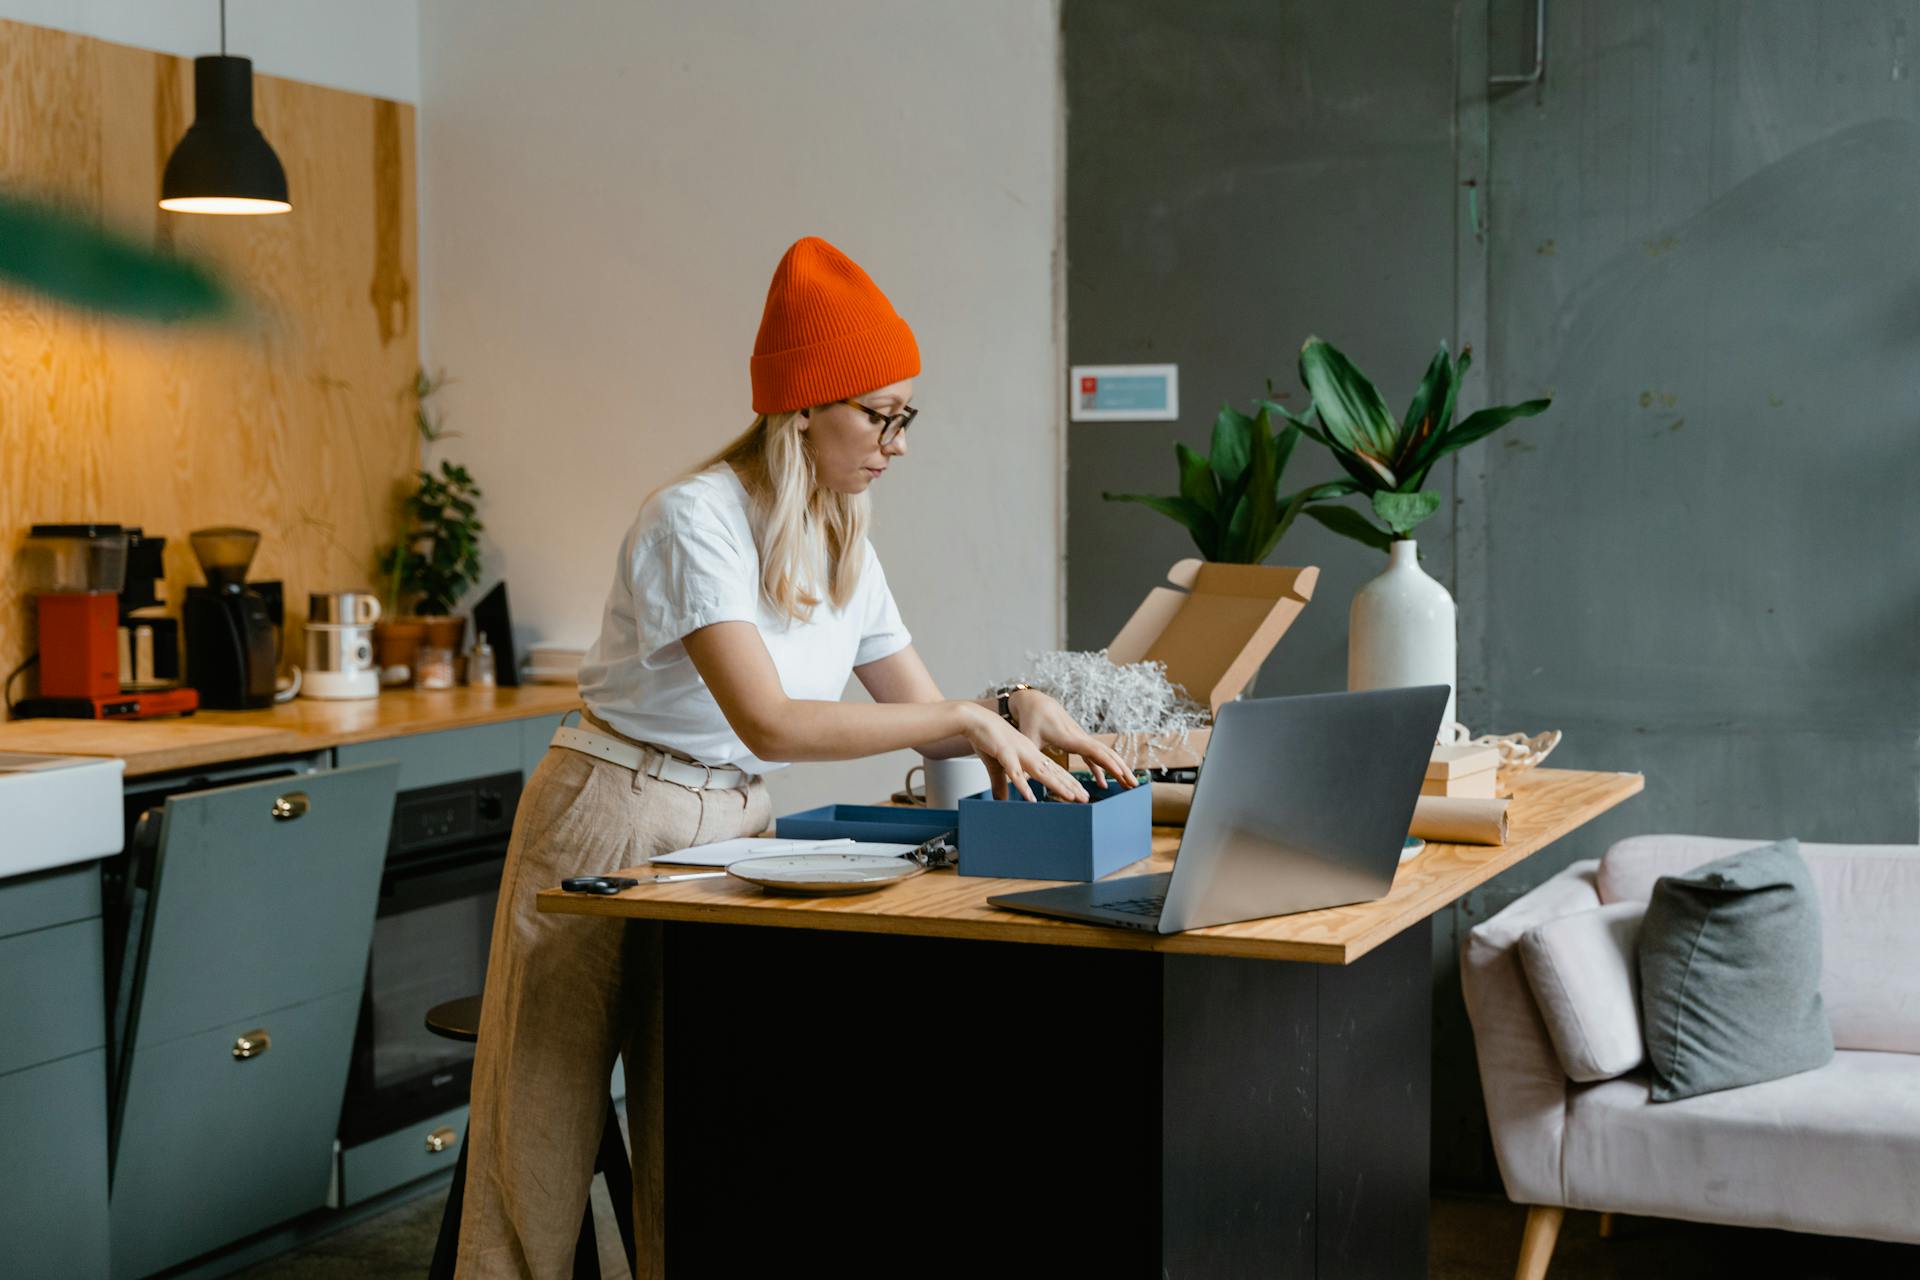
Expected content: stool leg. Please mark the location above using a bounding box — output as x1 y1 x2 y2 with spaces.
428 1126 471 1280
596 1101 637 1272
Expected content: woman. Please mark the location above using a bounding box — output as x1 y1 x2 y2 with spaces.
457 236 1133 1276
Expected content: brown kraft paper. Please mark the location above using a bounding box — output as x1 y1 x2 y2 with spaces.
1410 796 1509 845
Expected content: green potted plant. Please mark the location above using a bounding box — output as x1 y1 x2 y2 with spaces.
1102 401 1347 563
380 459 485 654
1290 335 1551 727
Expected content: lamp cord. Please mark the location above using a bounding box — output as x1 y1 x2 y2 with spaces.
220 0 226 56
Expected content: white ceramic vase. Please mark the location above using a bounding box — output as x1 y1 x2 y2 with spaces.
1348 539 1456 730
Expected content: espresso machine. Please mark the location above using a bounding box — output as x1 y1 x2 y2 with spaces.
182 527 285 710
15 524 199 720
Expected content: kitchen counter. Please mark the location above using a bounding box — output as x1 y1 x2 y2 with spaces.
0 684 581 778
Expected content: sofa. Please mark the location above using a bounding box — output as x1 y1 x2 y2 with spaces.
1461 834 1920 1279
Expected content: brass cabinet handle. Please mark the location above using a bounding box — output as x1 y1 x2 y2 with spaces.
271 792 310 821
232 1029 272 1060
426 1126 459 1154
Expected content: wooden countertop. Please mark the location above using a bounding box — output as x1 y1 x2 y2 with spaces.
539 766 1645 965
0 683 581 777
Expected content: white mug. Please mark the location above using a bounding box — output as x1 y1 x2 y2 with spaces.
904 753 993 810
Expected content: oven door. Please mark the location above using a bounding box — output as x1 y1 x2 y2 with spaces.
339 838 504 1146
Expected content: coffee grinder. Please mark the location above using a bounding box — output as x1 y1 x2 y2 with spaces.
15 524 200 719
183 527 284 709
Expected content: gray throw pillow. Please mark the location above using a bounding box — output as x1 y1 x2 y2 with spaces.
1637 838 1833 1102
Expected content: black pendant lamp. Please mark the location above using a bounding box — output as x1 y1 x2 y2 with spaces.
159 0 291 215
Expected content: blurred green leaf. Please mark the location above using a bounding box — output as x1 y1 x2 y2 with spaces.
0 190 234 322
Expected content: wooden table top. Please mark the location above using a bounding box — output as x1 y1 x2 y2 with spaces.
538 766 1645 965
0 683 581 777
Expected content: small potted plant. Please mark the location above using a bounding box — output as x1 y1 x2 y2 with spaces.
379 459 485 660
1101 400 1346 563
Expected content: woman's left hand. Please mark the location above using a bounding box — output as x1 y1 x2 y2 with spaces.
1007 691 1139 790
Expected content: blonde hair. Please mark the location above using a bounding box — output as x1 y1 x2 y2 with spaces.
698 412 869 624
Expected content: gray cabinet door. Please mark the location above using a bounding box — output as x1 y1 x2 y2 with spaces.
0 1050 111 1280
110 989 361 1280
126 761 398 1045
0 918 105 1076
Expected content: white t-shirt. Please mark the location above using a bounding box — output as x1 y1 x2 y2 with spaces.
576 464 912 774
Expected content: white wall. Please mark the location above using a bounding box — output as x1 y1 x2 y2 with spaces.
0 1 420 101
418 0 1064 812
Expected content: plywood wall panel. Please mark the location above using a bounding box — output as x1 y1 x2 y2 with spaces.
0 19 418 696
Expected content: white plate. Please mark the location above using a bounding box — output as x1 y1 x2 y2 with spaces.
726 852 926 896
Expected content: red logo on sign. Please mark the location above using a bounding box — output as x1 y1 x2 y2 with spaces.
1080 376 1097 394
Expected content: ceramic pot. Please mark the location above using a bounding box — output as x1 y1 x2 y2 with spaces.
1348 539 1456 730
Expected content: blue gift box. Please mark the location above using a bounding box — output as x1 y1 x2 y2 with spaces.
775 803 957 845
957 778 1152 881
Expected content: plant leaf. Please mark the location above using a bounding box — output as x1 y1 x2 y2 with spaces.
1441 398 1552 451
1298 337 1401 471
1103 492 1218 560
1210 404 1255 488
1301 502 1396 552
1395 344 1453 475
1371 489 1443 537
0 190 235 321
1174 442 1217 515
1239 406 1281 561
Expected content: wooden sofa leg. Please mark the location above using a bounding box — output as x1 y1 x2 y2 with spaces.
1598 1211 1614 1239
1515 1205 1564 1280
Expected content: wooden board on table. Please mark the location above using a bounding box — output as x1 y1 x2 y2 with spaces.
539 767 1645 965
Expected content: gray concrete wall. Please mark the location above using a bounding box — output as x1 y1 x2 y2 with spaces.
1067 0 1920 1190
1063 0 1460 685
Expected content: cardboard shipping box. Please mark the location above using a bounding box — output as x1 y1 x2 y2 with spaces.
1075 559 1319 771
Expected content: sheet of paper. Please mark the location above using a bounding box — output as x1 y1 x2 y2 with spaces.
646 837 920 867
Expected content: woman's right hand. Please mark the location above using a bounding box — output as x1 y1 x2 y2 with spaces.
955 703 1090 803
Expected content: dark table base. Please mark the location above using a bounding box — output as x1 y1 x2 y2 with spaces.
657 919 1430 1277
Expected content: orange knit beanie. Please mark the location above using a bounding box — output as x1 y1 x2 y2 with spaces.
750 236 920 415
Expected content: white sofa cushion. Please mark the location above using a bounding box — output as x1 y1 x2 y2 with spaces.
1519 902 1645 1082
1598 836 1920 1053
1563 1050 1920 1244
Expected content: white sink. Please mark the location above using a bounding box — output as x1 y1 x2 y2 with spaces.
0 753 126 878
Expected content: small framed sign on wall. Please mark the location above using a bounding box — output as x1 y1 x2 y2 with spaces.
1069 363 1178 421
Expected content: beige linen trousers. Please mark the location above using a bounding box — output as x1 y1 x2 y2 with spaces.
455 732 770 1278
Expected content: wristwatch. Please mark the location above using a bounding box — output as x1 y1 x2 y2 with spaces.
994 683 1033 729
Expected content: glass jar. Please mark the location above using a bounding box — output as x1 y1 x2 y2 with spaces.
415 644 456 690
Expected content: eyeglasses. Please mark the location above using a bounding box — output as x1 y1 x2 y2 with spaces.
839 398 917 447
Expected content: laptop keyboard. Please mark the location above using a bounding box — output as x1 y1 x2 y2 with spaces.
1101 895 1167 917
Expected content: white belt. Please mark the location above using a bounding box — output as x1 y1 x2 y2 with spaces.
550 725 755 791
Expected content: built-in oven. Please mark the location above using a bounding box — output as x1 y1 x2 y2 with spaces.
337 770 520 1151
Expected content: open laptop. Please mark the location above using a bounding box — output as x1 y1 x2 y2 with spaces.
988 685 1449 933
